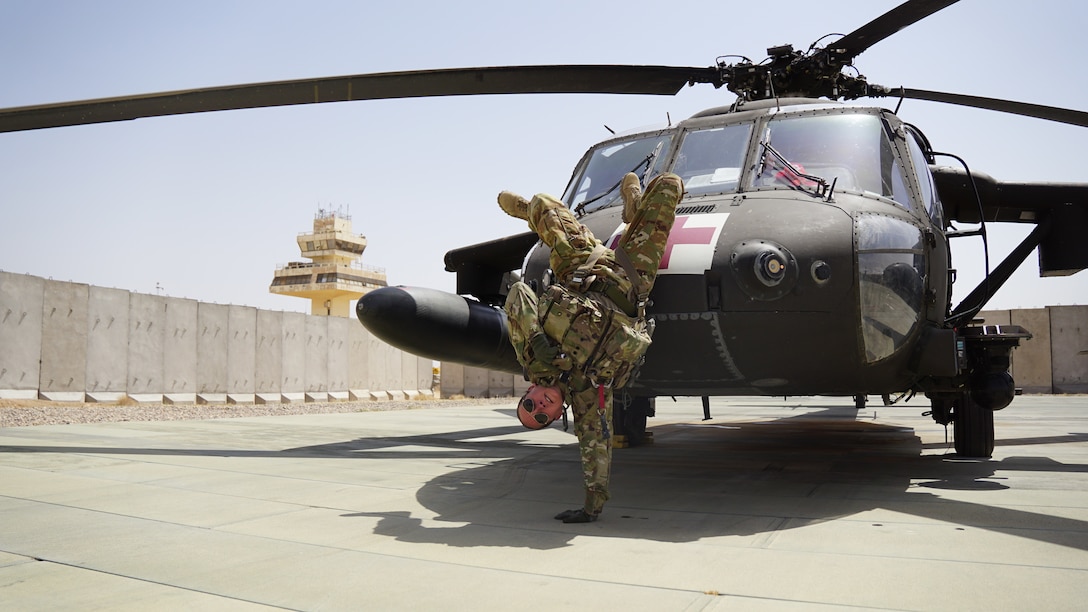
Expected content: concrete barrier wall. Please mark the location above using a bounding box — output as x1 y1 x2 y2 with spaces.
417 356 433 395
40 281 88 400
439 362 464 397
1050 306 1088 393
0 273 44 398
348 322 369 397
128 293 164 398
3 270 1079 401
87 286 130 399
195 302 227 397
463 366 490 397
0 271 435 402
164 296 197 401
383 344 402 397
281 312 306 395
488 371 515 398
365 332 386 397
328 317 350 396
303 315 327 396
1011 309 1053 394
227 305 257 401
255 309 282 395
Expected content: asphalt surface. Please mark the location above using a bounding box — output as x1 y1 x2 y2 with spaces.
1 395 1086 611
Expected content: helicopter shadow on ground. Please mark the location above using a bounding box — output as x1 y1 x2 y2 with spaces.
3 406 1084 552
338 405 1088 551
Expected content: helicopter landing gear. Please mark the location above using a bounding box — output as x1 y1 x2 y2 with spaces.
614 394 654 448
926 389 996 458
853 395 866 410
953 391 995 458
925 325 1030 458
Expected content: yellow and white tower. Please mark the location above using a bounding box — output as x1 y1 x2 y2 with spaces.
270 207 388 317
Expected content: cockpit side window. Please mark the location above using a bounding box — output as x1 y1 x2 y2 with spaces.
671 124 752 196
905 128 944 227
562 133 673 213
754 113 912 210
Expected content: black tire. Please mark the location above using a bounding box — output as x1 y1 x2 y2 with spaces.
953 392 995 458
854 395 866 410
619 395 651 446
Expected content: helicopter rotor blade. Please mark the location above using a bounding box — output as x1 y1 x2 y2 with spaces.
884 87 1088 128
833 0 960 59
0 64 719 134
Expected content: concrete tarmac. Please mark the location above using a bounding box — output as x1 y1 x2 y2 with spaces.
1 395 1086 611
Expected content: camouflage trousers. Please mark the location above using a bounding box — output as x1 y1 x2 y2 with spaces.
527 173 683 299
567 371 613 515
536 173 682 515
612 173 684 299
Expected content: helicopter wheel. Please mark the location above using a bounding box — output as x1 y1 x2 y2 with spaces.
952 390 995 458
615 395 653 447
853 395 866 410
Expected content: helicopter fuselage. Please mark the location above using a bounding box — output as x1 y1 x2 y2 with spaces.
514 99 953 397
360 99 970 398
356 95 1057 457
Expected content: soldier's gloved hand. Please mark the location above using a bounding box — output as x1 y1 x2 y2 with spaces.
529 333 560 364
530 333 571 375
527 360 561 381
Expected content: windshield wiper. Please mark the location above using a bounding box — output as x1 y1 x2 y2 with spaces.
759 141 833 200
574 142 664 215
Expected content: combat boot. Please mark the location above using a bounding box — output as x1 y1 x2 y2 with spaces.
497 191 530 220
620 172 642 223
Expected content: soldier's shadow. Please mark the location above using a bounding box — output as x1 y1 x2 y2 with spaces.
339 405 1088 551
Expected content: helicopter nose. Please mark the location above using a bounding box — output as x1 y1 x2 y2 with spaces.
730 240 798 300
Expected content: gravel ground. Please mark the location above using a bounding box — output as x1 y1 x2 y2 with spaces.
0 396 513 428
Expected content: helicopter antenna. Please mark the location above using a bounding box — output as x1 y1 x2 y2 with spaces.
667 112 672 127
604 125 615 135
768 68 780 111
807 33 847 52
714 54 752 65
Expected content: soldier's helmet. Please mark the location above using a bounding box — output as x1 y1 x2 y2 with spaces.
516 387 565 430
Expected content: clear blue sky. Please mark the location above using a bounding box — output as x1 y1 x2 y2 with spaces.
1 0 1084 312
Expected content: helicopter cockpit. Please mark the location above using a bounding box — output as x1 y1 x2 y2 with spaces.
564 108 921 213
754 113 912 207
564 132 673 214
673 123 751 196
559 106 935 365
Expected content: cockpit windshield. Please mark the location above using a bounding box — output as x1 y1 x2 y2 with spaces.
563 133 672 213
753 113 911 209
672 124 751 196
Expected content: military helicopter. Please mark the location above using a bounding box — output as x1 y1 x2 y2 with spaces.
2 0 1084 458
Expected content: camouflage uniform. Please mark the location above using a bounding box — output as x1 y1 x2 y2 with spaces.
504 173 683 517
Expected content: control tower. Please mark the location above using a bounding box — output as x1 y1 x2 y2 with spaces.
270 208 388 317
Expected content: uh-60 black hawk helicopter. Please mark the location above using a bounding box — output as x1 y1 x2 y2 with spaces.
2 0 1084 458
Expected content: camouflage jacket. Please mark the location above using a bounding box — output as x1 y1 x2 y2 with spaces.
505 281 651 389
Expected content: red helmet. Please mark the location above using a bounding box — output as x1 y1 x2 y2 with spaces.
516 385 565 430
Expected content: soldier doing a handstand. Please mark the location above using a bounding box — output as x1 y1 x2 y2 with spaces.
499 171 684 523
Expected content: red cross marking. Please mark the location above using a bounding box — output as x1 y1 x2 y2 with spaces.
607 215 719 271
660 216 716 269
